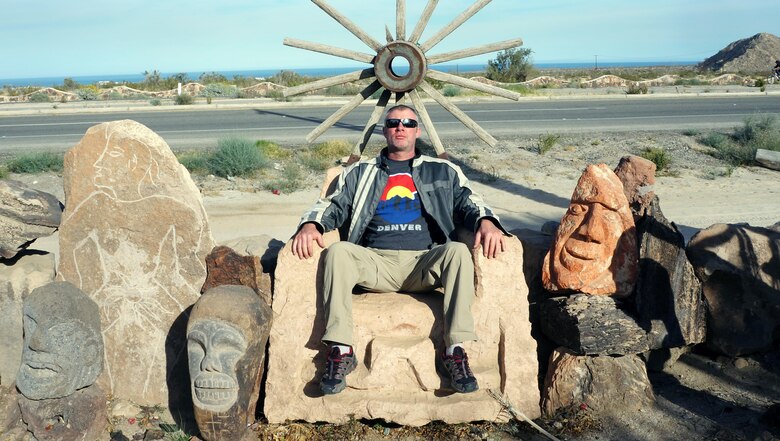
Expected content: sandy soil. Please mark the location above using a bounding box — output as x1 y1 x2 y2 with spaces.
9 128 780 440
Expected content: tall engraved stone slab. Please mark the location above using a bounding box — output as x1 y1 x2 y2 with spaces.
57 120 215 405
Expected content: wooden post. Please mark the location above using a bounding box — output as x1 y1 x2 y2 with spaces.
306 80 382 143
425 70 520 101
283 38 374 64
284 68 375 97
409 90 446 158
311 0 383 51
418 80 497 147
420 0 492 53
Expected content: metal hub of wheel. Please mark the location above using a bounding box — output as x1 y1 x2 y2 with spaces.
283 0 524 161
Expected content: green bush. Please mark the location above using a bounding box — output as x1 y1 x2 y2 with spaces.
6 152 64 173
257 140 291 159
267 162 304 193
626 83 648 94
76 88 98 100
732 115 775 144
177 152 210 174
324 84 361 96
267 70 308 87
208 137 269 177
174 93 194 105
149 98 162 106
199 72 228 84
486 47 534 83
266 89 289 102
700 132 731 150
442 85 461 97
200 83 238 98
639 147 671 172
537 133 560 155
29 92 50 103
0 165 8 179
312 140 351 160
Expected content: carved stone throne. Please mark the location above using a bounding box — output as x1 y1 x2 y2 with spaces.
264 170 540 426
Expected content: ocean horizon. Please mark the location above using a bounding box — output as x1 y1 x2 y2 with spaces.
1 61 697 88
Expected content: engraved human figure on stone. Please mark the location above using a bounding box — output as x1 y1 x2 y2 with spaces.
16 281 103 400
57 120 213 405
187 285 272 441
542 164 638 297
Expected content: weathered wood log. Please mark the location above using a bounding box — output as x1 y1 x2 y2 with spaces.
755 148 780 171
539 294 650 355
408 0 439 44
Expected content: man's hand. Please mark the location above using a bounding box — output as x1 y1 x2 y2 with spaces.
473 218 505 259
292 223 324 260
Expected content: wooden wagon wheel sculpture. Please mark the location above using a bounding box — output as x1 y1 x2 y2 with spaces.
284 0 523 163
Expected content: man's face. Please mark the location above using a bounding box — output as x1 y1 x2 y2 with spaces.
383 108 421 154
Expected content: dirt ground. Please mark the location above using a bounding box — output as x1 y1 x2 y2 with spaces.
8 126 780 440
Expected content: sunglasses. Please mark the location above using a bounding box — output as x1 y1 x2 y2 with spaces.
384 118 418 129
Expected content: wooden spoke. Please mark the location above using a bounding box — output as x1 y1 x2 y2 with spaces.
396 0 406 41
285 68 375 97
311 0 383 51
426 38 523 65
306 80 383 143
409 90 446 158
425 69 520 101
408 0 439 44
350 89 392 163
283 38 374 64
419 0 492 53
418 80 497 147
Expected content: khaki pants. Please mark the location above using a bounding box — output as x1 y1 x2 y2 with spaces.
321 241 476 347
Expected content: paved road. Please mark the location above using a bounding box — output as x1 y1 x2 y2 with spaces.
1 95 779 153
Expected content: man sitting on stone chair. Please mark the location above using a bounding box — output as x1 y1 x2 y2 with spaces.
292 105 508 395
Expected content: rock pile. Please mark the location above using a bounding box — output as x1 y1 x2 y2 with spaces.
698 32 780 73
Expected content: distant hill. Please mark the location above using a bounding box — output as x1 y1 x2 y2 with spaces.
698 32 780 73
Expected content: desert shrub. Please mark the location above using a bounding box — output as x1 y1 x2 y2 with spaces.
266 89 289 102
700 132 731 150
76 87 98 100
501 83 534 95
198 72 228 84
674 78 708 86
312 140 351 160
208 137 269 177
104 91 123 101
681 129 701 136
626 83 648 94
6 152 64 173
640 147 671 172
29 92 50 103
236 89 260 99
0 165 8 179
174 93 194 105
200 83 238 98
267 162 304 193
256 140 291 159
442 85 461 97
267 70 308 87
176 151 210 174
732 115 775 144
537 133 560 155
149 98 162 106
324 84 361 96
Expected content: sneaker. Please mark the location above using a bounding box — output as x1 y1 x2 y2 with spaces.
441 346 479 393
320 346 357 395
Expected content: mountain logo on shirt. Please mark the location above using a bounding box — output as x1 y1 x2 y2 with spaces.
376 173 422 224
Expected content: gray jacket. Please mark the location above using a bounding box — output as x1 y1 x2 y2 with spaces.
299 149 507 244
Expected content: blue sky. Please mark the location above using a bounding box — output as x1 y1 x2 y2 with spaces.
1 0 777 79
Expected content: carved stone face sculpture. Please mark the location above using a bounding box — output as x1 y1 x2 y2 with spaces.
187 285 272 441
16 282 103 400
542 164 638 297
187 320 247 411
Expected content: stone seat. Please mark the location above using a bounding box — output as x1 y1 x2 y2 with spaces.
264 169 540 426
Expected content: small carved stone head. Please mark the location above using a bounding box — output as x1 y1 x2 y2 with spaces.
187 285 271 440
542 164 638 297
16 281 103 400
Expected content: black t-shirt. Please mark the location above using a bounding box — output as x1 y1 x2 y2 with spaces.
361 159 438 250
